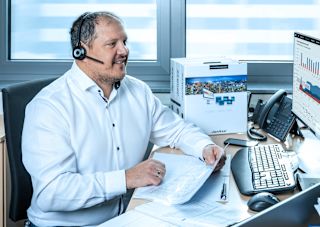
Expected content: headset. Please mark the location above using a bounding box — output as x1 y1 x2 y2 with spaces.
72 13 104 64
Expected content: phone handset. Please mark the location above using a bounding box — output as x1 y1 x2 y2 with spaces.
257 89 287 128
250 89 296 141
248 89 290 141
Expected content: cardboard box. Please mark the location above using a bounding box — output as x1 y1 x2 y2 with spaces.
170 58 248 135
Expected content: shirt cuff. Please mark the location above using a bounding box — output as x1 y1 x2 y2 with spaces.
104 170 127 200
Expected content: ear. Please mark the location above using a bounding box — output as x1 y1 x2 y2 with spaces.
81 41 89 50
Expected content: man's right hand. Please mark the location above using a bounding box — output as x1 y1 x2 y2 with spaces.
125 159 166 189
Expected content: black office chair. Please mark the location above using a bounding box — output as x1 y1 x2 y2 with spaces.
2 77 56 222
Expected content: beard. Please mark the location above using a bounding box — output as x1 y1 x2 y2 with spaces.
97 70 126 85
88 60 127 87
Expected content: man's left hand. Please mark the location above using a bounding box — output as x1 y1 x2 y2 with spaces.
202 144 226 172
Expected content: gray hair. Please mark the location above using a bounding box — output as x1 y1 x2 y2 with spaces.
70 11 123 48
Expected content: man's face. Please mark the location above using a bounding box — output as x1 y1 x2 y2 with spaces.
85 19 129 84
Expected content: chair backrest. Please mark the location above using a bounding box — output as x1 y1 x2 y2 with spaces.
2 78 56 221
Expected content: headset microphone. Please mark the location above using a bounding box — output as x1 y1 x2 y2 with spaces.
72 13 104 65
84 54 104 65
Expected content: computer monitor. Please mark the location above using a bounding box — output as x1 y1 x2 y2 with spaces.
292 32 320 139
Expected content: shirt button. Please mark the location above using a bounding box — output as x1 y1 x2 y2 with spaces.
117 147 120 151
112 123 115 127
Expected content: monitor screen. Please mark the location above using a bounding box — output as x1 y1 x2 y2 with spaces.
292 32 320 138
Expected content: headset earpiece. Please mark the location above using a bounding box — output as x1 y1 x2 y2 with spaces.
73 46 86 60
72 12 104 65
73 13 90 61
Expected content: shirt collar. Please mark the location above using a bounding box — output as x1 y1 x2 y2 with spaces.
68 61 120 102
69 61 98 92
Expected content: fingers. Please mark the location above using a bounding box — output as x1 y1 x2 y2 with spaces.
153 160 167 182
152 159 166 172
149 159 165 177
153 162 166 179
213 154 227 172
125 159 166 189
202 144 224 166
155 168 164 179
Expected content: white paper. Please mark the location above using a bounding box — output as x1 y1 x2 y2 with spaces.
98 210 178 227
134 155 250 226
135 182 248 227
297 136 320 174
133 152 216 205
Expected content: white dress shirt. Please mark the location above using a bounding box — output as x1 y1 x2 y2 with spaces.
22 62 214 226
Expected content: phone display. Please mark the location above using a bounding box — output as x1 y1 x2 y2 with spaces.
224 138 258 147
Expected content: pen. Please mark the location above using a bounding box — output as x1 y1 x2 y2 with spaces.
220 182 227 200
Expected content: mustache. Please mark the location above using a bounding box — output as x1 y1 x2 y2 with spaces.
112 57 128 64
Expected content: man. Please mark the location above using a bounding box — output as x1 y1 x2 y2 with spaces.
22 11 225 226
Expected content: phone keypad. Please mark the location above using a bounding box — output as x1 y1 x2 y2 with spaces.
266 113 295 141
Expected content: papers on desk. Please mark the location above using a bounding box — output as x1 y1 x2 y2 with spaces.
102 154 250 227
296 131 320 174
135 200 247 227
134 154 251 227
133 152 217 205
98 210 178 227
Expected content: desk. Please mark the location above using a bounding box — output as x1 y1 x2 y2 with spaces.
125 130 305 225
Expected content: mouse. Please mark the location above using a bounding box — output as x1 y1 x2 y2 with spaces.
247 192 280 212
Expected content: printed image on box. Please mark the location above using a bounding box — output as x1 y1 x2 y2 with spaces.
186 75 247 95
185 75 247 134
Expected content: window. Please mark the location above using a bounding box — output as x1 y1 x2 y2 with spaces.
1 0 171 92
186 0 320 92
10 0 157 60
2 0 320 93
186 0 320 60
